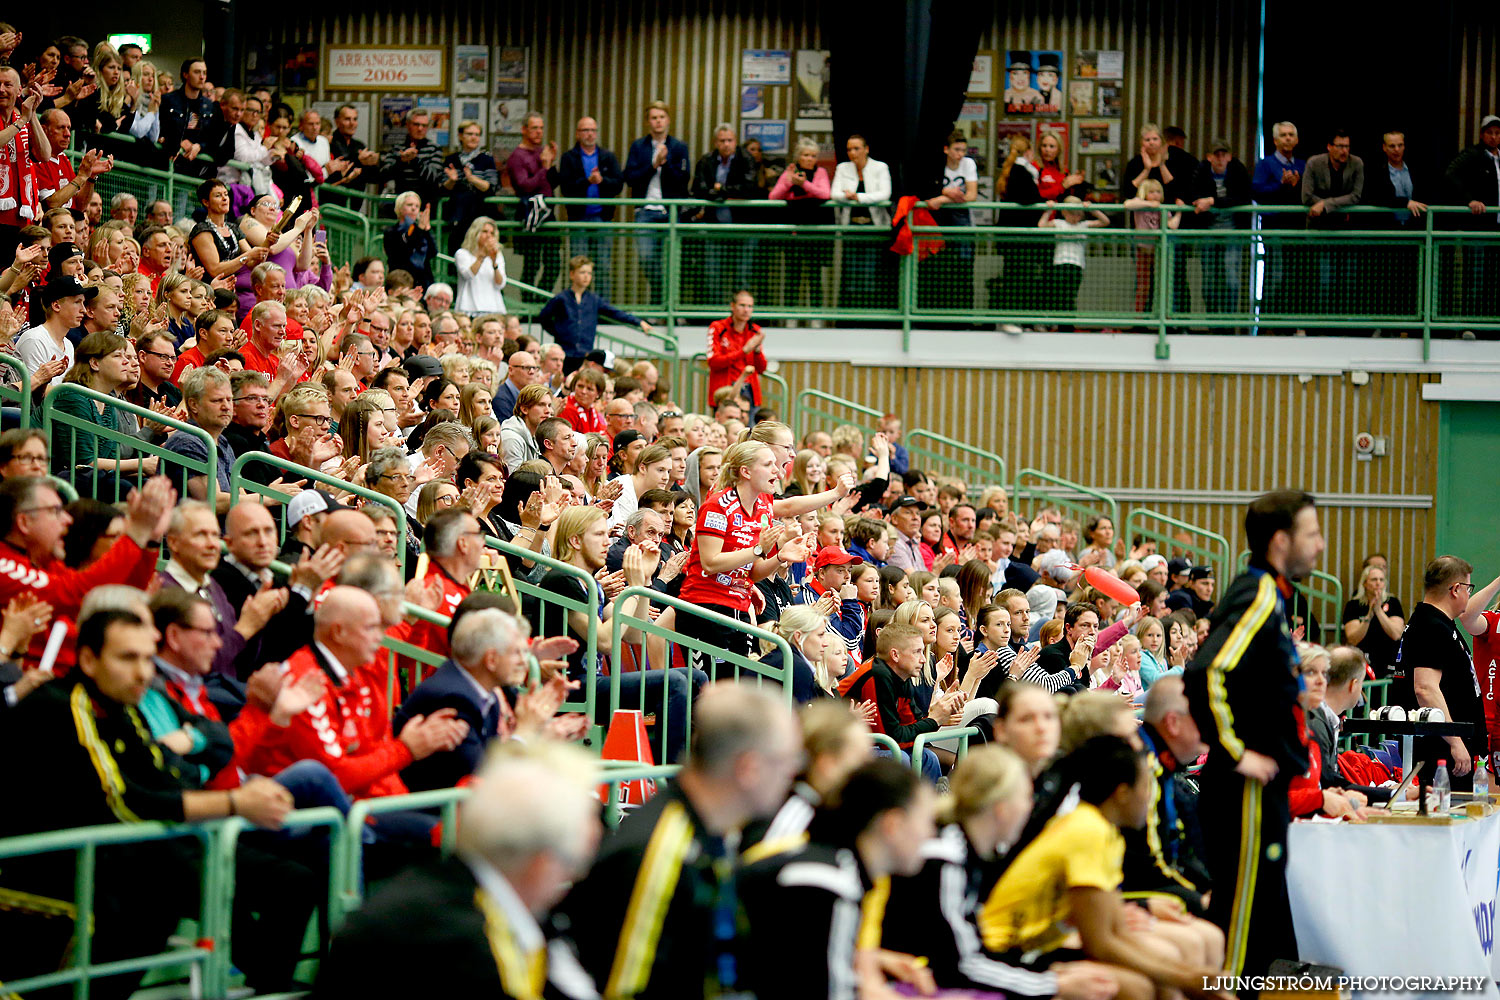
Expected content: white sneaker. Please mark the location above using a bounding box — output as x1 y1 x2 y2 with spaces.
999 323 1023 334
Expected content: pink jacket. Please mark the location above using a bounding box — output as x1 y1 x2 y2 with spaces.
769 166 832 201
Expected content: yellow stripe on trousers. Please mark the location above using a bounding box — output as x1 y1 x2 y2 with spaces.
1226 779 1262 975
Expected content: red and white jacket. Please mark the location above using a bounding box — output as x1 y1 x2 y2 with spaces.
244 642 411 799
156 659 275 791
0 535 159 673
0 109 40 228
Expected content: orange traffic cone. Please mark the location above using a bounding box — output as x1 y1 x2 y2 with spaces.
598 709 658 809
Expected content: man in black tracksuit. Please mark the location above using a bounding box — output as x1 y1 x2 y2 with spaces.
1185 490 1323 988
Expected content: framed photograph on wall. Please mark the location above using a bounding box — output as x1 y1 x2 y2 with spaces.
454 44 490 95
456 98 486 144
794 50 832 131
245 43 278 89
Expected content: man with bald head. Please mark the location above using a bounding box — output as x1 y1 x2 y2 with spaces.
215 502 345 662
559 115 625 284
491 350 538 420
249 586 470 810
320 508 379 559
564 683 800 998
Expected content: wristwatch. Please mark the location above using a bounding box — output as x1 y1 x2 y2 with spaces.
752 542 765 557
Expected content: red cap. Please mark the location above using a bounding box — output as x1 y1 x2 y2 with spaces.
813 546 861 570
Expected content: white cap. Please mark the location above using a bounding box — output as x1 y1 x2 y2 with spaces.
1036 548 1076 583
287 489 331 528
1140 554 1167 573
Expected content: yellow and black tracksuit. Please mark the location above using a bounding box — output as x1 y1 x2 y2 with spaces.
560 783 740 1000
1184 559 1308 983
1121 721 1213 915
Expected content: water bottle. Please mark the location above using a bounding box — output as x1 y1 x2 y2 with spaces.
1477 758 1491 806
1432 760 1452 814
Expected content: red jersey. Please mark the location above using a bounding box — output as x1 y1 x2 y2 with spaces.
680 488 775 612
245 643 412 799
403 560 471 683
0 111 40 228
33 153 76 208
238 309 305 341
238 338 281 377
171 346 205 383
1476 611 1500 757
561 395 605 434
705 318 767 407
0 535 159 673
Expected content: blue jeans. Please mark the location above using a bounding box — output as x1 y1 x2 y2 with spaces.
873 745 942 784
595 666 709 765
635 207 669 305
273 759 351 814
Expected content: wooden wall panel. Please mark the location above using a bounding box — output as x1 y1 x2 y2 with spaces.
774 362 1440 604
245 0 1259 177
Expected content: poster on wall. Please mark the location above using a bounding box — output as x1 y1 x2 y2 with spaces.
417 95 451 147
493 46 528 97
1097 84 1122 117
1076 118 1121 154
741 85 766 120
379 95 415 154
794 50 832 131
245 43 278 88
282 44 318 89
967 51 996 97
743 120 788 155
456 98 486 144
994 119 1033 163
491 98 528 135
741 49 791 84
1033 120 1069 167
1068 80 1095 116
1003 50 1064 114
325 45 446 92
956 101 991 166
1074 50 1124 80
454 44 490 95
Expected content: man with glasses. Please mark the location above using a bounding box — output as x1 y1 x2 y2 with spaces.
491 349 539 421
0 474 173 672
367 447 424 571
1302 128 1364 320
223 370 284 486
406 508 487 663
1395 555 1487 791
379 108 443 211
269 384 340 472
558 115 625 284
130 332 183 414
360 312 396 369
603 397 636 443
338 331 380 388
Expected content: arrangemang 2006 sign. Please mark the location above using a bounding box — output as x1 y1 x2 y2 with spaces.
323 45 447 92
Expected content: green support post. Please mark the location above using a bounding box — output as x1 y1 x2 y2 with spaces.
665 204 680 339
1156 205 1171 360
899 244 915 352
1422 209 1434 361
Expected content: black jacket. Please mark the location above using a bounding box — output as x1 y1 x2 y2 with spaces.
556 145 625 220
689 150 757 220
209 559 314 670
883 824 1065 995
739 839 867 1000
1189 158 1254 229
1122 721 1213 912
560 783 732 999
1444 144 1500 229
392 661 500 792
1308 709 1391 803
1184 560 1309 779
1362 159 1431 228
316 856 595 1000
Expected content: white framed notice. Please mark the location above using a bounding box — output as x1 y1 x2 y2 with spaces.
324 45 446 92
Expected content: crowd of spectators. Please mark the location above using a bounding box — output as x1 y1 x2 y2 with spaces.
0 23 1497 1000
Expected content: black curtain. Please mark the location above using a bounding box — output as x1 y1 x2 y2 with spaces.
1262 0 1465 184
825 0 981 197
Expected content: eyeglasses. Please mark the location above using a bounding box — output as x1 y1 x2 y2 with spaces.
510 364 541 373
176 622 220 637
659 410 682 420
379 473 415 484
435 494 459 507
140 348 176 361
1454 582 1477 593
235 395 272 406
291 413 332 428
12 452 47 465
18 503 64 516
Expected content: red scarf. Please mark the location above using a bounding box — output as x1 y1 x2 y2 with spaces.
0 109 39 228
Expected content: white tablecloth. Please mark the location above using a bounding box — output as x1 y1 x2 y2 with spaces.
1288 812 1500 996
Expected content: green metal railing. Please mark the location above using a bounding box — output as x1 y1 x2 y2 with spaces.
870 732 903 758
794 388 884 442
599 763 683 828
483 536 604 748
66 147 1500 357
339 787 466 915
0 354 32 428
229 452 410 576
904 430 1006 493
1340 678 1395 753
1235 549 1345 644
0 820 218 999
608 587 794 760
910 726 983 774
679 352 789 418
43 385 215 505
1125 509 1232 589
1013 468 1119 529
